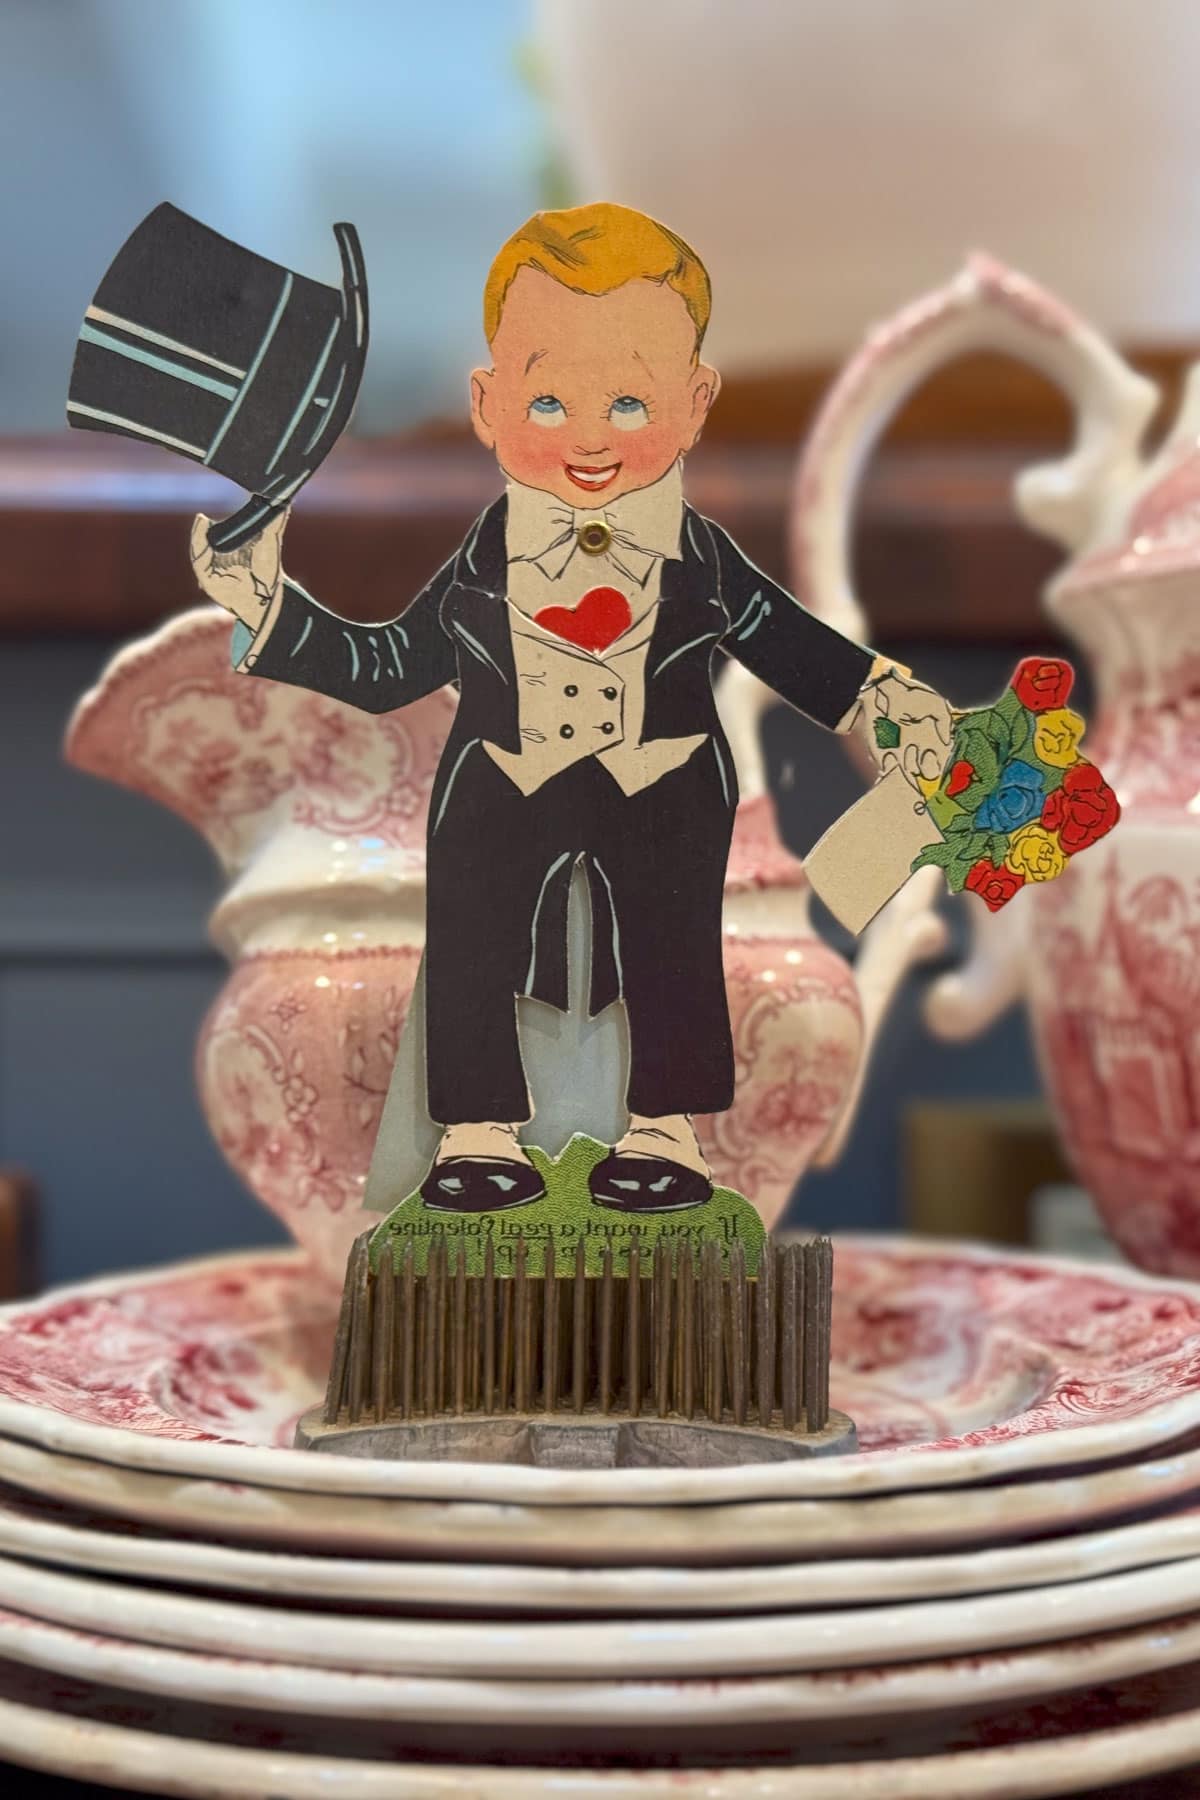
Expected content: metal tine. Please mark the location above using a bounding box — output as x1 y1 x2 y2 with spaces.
422 1234 442 1417
626 1229 642 1417
729 1240 748 1426
400 1239 416 1419
703 1241 723 1424
483 1234 496 1413
654 1237 672 1418
680 1243 696 1420
802 1240 820 1430
514 1235 530 1412
543 1240 559 1411
372 1244 396 1423
599 1236 615 1413
755 1236 774 1427
323 1232 362 1422
346 1235 372 1425
467 1252 482 1413
498 1263 514 1413
780 1242 800 1430
452 1241 468 1415
438 1235 452 1412
812 1238 832 1432
572 1238 587 1413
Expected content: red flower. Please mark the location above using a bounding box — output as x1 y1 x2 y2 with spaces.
1012 656 1074 713
946 759 975 798
1040 762 1121 854
965 859 1027 912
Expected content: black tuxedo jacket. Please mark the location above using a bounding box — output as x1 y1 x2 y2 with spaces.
245 495 874 827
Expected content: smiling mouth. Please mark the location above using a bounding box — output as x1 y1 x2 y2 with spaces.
565 462 621 492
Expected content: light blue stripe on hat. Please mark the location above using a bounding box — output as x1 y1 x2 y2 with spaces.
77 323 238 401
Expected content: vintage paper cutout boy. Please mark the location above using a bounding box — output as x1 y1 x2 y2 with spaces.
191 203 948 1215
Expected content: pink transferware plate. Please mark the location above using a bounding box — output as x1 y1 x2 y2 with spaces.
0 1236 1199 1504
0 1640 1199 1796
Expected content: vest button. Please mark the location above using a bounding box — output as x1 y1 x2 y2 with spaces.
602 686 617 700
564 684 578 697
560 724 574 740
600 722 616 735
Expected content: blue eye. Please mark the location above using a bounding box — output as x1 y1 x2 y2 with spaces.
609 395 648 429
528 394 565 425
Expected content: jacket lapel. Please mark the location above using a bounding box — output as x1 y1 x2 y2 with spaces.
645 506 728 679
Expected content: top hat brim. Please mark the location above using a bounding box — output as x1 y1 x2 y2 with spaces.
205 222 369 551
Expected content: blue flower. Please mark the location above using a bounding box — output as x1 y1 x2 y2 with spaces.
975 761 1045 833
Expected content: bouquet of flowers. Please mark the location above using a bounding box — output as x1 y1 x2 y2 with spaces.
904 657 1121 911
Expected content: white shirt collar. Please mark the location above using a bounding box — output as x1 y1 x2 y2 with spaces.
505 461 684 588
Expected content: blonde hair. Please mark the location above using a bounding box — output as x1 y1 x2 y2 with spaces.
483 202 710 349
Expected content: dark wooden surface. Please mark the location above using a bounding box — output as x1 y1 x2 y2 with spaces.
0 1170 39 1300
0 430 1063 646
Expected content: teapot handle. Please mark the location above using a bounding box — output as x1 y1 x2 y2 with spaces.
790 255 1158 1046
789 253 1159 650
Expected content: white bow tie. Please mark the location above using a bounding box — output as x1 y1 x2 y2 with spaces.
506 464 684 590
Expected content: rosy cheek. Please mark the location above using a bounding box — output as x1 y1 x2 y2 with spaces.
492 419 565 485
614 423 678 481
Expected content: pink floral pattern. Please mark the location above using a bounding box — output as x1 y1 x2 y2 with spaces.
4 1243 1200 1458
696 933 861 1225
197 949 422 1278
67 611 455 866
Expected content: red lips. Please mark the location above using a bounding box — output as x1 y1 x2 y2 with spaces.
535 586 632 654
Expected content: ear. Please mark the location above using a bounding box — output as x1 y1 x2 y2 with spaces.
470 367 495 450
687 363 721 446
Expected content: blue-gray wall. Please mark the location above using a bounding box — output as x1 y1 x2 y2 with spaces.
0 0 540 433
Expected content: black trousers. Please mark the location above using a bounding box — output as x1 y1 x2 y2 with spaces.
424 740 736 1126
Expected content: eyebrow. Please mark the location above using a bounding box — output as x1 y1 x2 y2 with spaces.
632 349 654 379
525 348 549 374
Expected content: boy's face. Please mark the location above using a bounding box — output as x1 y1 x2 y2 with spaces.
470 268 719 509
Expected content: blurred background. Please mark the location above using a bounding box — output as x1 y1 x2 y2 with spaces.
1 0 1190 1288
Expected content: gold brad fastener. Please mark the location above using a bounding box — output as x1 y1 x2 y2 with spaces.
576 520 612 556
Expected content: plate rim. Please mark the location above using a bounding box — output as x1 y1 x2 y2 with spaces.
0 1680 1196 1800
6 1545 1200 1681
4 1587 1200 1726
1 1235 1199 1504
5 1476 1200 1612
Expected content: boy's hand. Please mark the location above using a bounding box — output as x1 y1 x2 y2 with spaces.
190 509 289 629
859 666 954 790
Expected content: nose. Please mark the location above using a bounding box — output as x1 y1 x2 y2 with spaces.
572 443 610 459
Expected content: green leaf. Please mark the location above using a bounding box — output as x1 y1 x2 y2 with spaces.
985 832 1011 866
943 849 977 894
952 726 1001 801
911 840 958 872
924 791 964 833
1008 707 1031 756
993 686 1024 726
874 717 901 751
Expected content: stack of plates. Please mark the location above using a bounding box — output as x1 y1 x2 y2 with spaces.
1 1236 1200 1796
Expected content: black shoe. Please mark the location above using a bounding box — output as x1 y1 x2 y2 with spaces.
588 1153 712 1213
420 1156 545 1213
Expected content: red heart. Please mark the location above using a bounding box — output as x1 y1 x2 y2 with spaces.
535 586 632 655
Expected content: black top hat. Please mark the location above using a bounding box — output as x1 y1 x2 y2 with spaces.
67 203 368 551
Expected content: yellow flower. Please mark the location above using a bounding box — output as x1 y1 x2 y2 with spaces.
1004 823 1068 883
1033 708 1085 768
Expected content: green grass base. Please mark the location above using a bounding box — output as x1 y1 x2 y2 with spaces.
367 1134 765 1277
